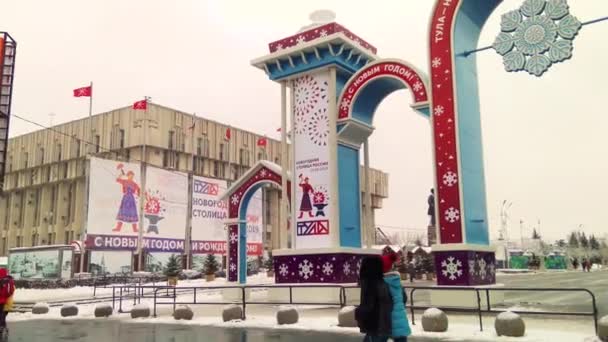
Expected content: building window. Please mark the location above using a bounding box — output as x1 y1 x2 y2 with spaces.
119 129 125 149
16 236 22 248
56 143 62 161
95 135 101 153
47 233 53 245
18 191 25 228
7 155 11 172
23 152 28 168
275 156 280 164
4 197 10 229
180 133 186 152
239 149 249 166
202 136 209 156
213 162 219 178
1 238 6 254
38 147 45 165
33 188 41 227
32 233 38 246
257 152 263 161
62 162 68 179
64 231 69 245
67 182 76 225
50 184 58 225
197 138 202 156
219 144 225 161
168 131 175 150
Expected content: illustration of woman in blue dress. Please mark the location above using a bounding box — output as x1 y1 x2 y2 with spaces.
112 164 140 233
298 174 314 219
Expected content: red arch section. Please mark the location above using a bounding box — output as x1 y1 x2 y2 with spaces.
338 59 430 121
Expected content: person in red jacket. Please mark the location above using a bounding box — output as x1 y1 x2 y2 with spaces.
0 268 15 337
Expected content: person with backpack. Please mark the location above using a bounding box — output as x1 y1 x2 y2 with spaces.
382 253 412 342
0 268 15 338
355 256 393 342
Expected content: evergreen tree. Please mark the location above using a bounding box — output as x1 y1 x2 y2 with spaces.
532 228 541 240
164 254 182 277
422 254 435 274
265 252 274 270
204 254 220 275
601 240 608 249
589 235 600 250
579 232 589 249
568 232 579 248
555 239 567 248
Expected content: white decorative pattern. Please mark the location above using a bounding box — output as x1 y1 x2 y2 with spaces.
434 105 445 116
343 262 351 276
229 263 237 272
298 260 314 280
432 57 442 68
340 98 351 111
229 232 238 244
442 171 458 187
469 260 477 276
441 256 463 280
259 169 268 178
231 194 240 206
296 35 306 45
322 262 334 276
445 207 460 223
279 263 289 276
478 258 488 279
412 81 423 92
493 0 582 76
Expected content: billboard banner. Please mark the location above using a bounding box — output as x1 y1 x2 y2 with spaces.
142 166 188 253
292 70 332 248
86 157 142 250
191 176 262 255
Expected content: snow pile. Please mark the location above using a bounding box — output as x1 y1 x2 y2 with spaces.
495 311 525 337
421 308 448 332
130 304 151 319
31 302 49 315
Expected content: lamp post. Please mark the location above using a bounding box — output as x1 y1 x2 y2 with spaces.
500 200 513 268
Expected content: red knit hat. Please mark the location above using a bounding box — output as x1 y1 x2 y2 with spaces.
381 253 398 273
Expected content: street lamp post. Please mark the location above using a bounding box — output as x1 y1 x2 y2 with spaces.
500 200 513 268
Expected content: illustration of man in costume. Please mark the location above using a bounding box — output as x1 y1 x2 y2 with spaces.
112 163 140 233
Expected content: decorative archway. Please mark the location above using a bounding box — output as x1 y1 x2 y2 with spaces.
222 161 291 284
336 59 431 249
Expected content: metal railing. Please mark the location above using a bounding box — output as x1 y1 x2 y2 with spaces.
109 283 599 335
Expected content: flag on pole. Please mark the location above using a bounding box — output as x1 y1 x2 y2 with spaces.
257 137 268 148
225 128 231 141
73 85 92 97
276 127 281 132
133 99 147 110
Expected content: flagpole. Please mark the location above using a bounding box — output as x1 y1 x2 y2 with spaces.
137 96 150 271
88 81 93 118
227 125 232 184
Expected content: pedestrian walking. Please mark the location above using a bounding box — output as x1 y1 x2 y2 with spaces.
0 268 15 340
408 260 415 283
382 253 412 342
355 256 392 342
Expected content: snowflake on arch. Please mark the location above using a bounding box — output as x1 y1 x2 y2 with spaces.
259 169 268 178
279 264 289 277
412 81 423 92
229 232 238 244
441 256 463 280
229 263 237 272
322 262 334 276
231 194 240 206
492 0 583 76
445 207 460 223
431 57 442 68
442 171 458 187
298 260 314 280
434 105 445 116
340 98 351 111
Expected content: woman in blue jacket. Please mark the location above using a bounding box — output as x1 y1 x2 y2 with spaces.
382 253 412 341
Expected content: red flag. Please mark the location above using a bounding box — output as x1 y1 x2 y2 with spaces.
225 128 231 141
73 86 92 97
276 128 281 132
257 137 267 148
133 99 147 110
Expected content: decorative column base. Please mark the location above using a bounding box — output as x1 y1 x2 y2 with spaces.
433 245 496 286
272 248 381 284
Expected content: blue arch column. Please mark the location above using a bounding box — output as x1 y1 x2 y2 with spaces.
236 183 266 284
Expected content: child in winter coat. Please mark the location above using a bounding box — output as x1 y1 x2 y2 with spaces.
355 256 393 342
382 253 412 342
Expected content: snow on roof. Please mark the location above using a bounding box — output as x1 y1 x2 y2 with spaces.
220 161 291 201
371 245 401 252
9 245 72 252
411 246 432 254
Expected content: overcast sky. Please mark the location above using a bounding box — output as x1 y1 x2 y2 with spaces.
2 0 607 242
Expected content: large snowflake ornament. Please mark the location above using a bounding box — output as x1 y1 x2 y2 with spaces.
444 207 460 223
431 57 442 68
434 105 445 117
306 107 329 146
493 0 582 76
298 260 314 280
441 256 463 280
442 171 458 187
229 263 237 272
279 264 289 277
322 262 334 276
412 81 423 92
231 194 240 206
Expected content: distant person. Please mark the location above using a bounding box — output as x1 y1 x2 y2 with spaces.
356 256 392 342
427 189 435 227
382 253 412 342
582 259 588 272
0 268 14 339
408 260 416 283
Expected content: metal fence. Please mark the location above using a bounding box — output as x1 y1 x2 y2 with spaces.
109 283 598 334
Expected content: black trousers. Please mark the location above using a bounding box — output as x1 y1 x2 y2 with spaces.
0 303 6 328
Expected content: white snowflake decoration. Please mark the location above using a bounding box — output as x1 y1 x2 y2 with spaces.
445 207 460 223
412 81 423 92
296 35 306 45
431 57 442 68
259 169 267 178
434 105 444 116
322 262 334 276
231 194 240 206
229 263 237 272
279 264 289 277
276 44 284 51
493 0 582 76
319 29 328 37
343 262 351 276
442 171 458 187
441 256 463 280
356 260 362 275
298 260 314 280
229 232 238 244
469 260 477 276
340 98 351 111
478 258 488 279
487 262 496 279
